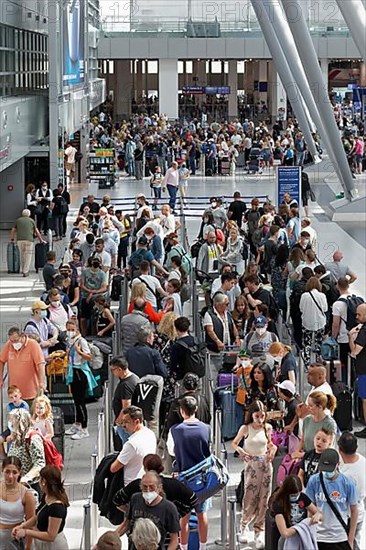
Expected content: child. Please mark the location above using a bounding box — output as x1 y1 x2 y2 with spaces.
232 400 277 549
31 395 54 440
298 427 334 487
0 385 29 446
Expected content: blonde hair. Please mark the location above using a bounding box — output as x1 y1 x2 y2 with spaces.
157 312 177 341
269 342 292 355
9 409 32 440
309 391 337 415
130 282 147 301
31 395 53 421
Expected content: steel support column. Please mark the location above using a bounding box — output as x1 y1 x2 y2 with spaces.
336 0 366 60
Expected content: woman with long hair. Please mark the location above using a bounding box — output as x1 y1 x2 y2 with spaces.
13 465 70 549
0 457 35 549
268 341 297 385
231 295 250 338
94 296 116 338
269 475 320 550
154 312 178 414
128 282 164 325
232 401 277 549
246 363 279 413
25 184 38 219
293 391 337 458
220 225 245 275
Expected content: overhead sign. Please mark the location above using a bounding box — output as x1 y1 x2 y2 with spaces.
182 86 205 95
277 166 302 210
205 86 231 95
63 0 85 88
181 86 231 95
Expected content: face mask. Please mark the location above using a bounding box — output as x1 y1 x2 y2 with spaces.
51 301 60 307
272 355 282 363
211 202 217 208
289 493 300 503
12 342 23 351
92 262 100 269
102 233 109 240
40 310 48 319
325 470 336 480
256 328 266 336
303 239 310 246
240 359 251 367
67 331 75 340
142 491 159 505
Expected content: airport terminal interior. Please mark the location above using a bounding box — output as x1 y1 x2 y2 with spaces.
0 1 366 549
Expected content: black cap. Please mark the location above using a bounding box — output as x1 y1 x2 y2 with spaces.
318 449 339 472
138 236 148 246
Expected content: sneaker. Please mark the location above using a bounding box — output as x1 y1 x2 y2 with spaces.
71 429 89 440
254 532 265 549
238 527 249 544
65 424 81 436
355 428 366 439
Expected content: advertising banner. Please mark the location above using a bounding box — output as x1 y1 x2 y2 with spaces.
63 0 85 88
277 166 302 210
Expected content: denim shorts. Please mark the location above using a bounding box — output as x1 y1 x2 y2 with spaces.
195 497 212 514
357 374 366 399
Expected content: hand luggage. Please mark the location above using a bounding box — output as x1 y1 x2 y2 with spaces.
52 406 65 457
214 375 238 440
276 454 301 487
332 381 353 431
188 513 199 550
35 242 49 272
324 359 342 385
48 379 75 424
221 347 240 373
178 454 229 504
220 157 230 176
7 242 20 273
110 273 124 301
321 337 339 361
265 508 281 550
217 373 238 387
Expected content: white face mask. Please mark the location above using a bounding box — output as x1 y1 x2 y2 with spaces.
211 202 217 208
256 328 266 336
303 239 310 246
142 491 159 505
240 359 251 367
51 301 60 307
67 331 75 340
12 342 23 351
272 355 282 363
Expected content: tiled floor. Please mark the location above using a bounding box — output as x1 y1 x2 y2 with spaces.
0 158 365 548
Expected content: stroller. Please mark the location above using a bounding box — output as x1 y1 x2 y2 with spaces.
246 147 263 175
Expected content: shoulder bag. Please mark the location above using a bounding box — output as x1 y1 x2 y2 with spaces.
307 291 326 317
319 472 349 535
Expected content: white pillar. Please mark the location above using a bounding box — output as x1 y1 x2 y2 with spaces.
228 60 238 120
320 58 329 89
268 62 287 122
159 59 179 120
360 62 366 87
115 60 133 119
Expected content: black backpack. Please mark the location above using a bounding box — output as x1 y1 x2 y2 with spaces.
111 274 124 301
338 295 365 331
176 339 207 378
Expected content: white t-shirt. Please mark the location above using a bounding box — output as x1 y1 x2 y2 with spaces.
332 293 351 344
65 146 77 163
203 308 231 346
93 250 112 268
117 426 156 486
306 382 333 415
299 289 328 331
132 274 162 309
340 454 366 520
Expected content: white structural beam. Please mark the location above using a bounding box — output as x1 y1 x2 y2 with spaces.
336 0 366 60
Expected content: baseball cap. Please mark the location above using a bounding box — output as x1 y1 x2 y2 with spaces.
254 315 267 328
277 380 296 395
137 236 148 246
238 349 251 358
31 300 49 311
318 449 339 472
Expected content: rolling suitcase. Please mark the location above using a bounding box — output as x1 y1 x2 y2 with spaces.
217 373 238 388
49 379 75 424
35 241 49 272
52 406 65 457
324 359 342 385
332 382 353 432
220 157 230 176
214 375 238 440
7 242 20 273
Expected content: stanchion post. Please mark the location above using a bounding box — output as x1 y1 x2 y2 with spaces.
228 496 237 549
104 382 111 454
97 412 105 464
215 447 228 547
214 409 222 458
0 386 4 432
83 501 91 550
298 353 305 398
112 331 117 356
90 454 98 545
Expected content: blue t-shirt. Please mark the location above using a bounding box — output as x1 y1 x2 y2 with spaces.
306 472 358 543
171 421 210 472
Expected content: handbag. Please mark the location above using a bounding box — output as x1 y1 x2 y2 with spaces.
271 431 288 449
319 472 349 534
310 189 316 202
178 454 229 504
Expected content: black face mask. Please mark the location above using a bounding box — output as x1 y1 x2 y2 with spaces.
92 261 100 269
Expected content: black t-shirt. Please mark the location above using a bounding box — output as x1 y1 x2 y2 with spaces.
166 391 211 432
127 493 180 550
277 353 298 383
79 201 100 214
228 200 247 225
112 372 140 418
114 475 197 517
299 450 321 486
283 397 301 437
250 287 272 310
43 263 57 290
272 492 312 526
355 323 366 375
36 499 67 533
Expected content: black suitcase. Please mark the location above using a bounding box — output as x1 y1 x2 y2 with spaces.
35 242 49 272
52 406 65 457
264 508 280 550
49 378 75 424
110 273 124 301
7 242 20 273
332 382 353 432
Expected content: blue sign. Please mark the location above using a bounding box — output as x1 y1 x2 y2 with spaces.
277 166 302 210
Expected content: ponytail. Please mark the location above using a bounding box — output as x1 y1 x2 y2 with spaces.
327 394 337 414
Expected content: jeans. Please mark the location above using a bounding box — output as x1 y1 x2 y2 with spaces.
53 214 63 238
167 184 178 210
126 156 134 176
295 151 305 166
158 157 167 175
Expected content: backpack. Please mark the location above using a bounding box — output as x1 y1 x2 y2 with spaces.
321 337 340 361
338 295 364 331
129 248 148 270
47 351 68 377
246 210 260 235
276 454 301 487
58 197 68 215
27 431 63 470
251 227 264 250
176 339 207 378
172 246 193 276
87 342 104 370
111 273 124 301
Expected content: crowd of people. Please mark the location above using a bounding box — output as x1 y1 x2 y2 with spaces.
1 108 366 550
